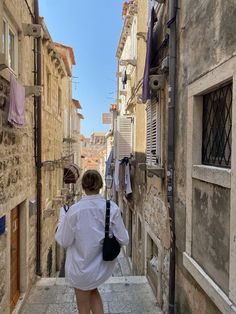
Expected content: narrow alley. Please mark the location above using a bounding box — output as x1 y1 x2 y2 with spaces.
19 253 162 314
1 0 236 313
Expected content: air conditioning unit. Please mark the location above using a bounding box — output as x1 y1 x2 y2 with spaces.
149 75 165 91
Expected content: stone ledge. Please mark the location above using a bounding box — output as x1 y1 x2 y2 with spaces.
183 252 236 314
192 165 231 188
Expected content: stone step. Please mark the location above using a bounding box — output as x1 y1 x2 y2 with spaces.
20 276 163 314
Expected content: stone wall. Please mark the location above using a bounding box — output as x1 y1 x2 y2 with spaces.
117 2 171 313
175 255 221 314
0 0 36 312
40 41 68 277
175 0 236 312
0 233 7 313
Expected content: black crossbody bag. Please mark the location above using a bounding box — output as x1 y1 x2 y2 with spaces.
102 200 121 261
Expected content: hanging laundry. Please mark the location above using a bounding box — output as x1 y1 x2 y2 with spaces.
8 75 26 127
112 172 117 203
119 157 132 195
125 162 132 195
114 159 120 192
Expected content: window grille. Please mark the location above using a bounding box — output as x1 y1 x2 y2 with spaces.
202 83 232 168
146 100 161 165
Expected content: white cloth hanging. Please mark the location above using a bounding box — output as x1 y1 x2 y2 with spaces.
125 162 132 194
114 159 120 192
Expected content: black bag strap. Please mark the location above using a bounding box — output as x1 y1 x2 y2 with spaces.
105 200 110 238
63 204 69 213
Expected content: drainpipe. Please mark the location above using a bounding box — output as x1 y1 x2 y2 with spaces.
34 0 42 276
167 0 177 313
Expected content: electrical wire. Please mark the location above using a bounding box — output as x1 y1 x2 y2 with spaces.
24 0 35 21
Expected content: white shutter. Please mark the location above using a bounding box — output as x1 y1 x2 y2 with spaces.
146 100 161 165
117 116 133 159
151 101 157 164
156 102 161 164
146 101 152 164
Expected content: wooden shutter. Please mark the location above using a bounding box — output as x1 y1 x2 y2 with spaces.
117 116 133 159
146 100 161 165
146 101 152 163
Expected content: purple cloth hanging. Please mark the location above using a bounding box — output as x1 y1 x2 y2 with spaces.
8 75 26 127
142 7 156 103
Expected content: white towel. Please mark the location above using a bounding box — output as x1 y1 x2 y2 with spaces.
125 163 132 194
114 159 120 192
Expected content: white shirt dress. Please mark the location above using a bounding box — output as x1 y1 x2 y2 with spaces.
55 194 129 290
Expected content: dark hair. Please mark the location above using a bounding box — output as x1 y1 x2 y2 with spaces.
82 170 103 192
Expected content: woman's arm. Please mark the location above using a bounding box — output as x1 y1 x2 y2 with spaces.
55 206 77 248
111 207 129 246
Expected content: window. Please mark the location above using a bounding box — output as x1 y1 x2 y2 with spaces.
2 20 6 54
146 99 161 165
64 109 69 138
184 57 236 313
58 87 62 116
2 16 18 72
8 29 15 70
146 233 159 295
202 83 232 168
46 71 51 107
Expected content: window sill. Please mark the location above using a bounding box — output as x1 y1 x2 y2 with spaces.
0 64 17 81
192 165 231 188
183 252 236 314
138 163 165 178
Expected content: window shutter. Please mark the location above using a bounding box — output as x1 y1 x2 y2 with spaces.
155 102 161 165
146 100 161 165
146 101 152 164
117 116 133 159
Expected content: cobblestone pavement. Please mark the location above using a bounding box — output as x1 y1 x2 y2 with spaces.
19 254 162 314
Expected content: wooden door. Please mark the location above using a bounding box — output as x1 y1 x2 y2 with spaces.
10 206 20 313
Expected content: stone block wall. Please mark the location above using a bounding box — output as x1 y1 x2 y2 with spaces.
0 233 7 313
0 0 37 312
40 42 67 277
175 0 236 312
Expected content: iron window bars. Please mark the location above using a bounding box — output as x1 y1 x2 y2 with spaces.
202 82 232 168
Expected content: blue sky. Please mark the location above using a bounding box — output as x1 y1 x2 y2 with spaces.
39 0 124 137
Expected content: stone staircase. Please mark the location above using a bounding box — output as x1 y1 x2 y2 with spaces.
19 253 162 314
20 276 162 314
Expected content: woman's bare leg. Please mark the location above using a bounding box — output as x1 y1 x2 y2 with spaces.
90 288 104 314
74 288 91 314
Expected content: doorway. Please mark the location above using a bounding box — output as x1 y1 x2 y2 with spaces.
10 206 20 313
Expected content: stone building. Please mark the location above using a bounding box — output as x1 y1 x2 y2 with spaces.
112 0 236 313
175 1 236 313
0 0 38 312
39 36 83 277
0 1 83 312
91 131 106 145
112 1 171 312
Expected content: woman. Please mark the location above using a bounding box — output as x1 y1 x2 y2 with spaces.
55 170 129 314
